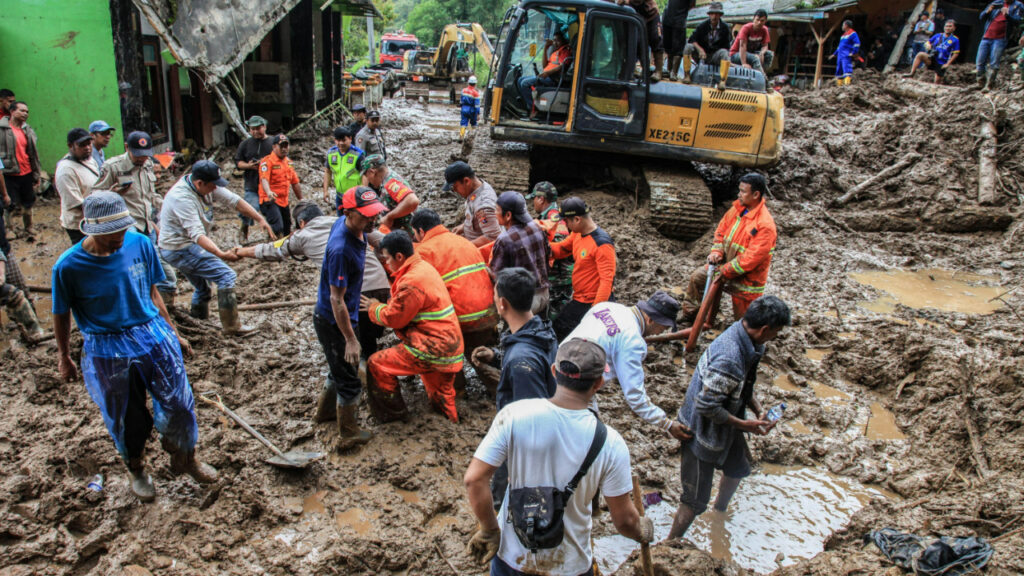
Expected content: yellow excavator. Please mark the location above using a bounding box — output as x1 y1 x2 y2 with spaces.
480 0 784 240
402 22 495 102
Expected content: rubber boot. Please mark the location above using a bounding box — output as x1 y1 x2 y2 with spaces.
651 52 665 82
365 372 409 423
22 209 34 241
977 70 986 88
983 69 997 92
682 54 692 83
8 295 45 342
844 76 852 86
237 222 249 245
162 437 218 483
668 55 681 81
127 457 156 502
336 401 373 450
190 300 210 320
459 126 467 140
217 288 256 337
313 382 338 424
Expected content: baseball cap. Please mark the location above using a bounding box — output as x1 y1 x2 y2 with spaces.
637 290 681 331
246 115 267 127
341 185 388 218
333 126 352 140
496 191 531 225
88 120 114 134
442 161 475 192
67 128 93 146
352 104 366 113
554 338 607 386
360 154 386 174
367 110 381 120
271 134 289 146
526 181 557 201
126 131 154 157
191 160 230 187
560 197 589 218
80 191 136 236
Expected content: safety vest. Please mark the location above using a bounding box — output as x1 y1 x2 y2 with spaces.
711 198 777 300
326 146 363 197
416 225 498 332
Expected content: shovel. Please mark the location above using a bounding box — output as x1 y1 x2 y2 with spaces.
198 394 323 470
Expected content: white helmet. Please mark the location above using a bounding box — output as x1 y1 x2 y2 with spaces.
468 75 478 85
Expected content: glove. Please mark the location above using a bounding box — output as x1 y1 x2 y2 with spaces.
639 516 655 544
467 527 501 565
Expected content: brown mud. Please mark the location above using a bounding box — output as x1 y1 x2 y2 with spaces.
3 70 1024 575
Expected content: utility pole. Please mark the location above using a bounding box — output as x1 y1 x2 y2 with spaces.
366 16 376 65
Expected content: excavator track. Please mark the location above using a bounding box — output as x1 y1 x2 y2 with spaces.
643 164 714 241
466 129 532 192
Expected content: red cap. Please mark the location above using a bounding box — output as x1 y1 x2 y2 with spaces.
342 185 387 217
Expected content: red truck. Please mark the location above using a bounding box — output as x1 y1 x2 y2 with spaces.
379 32 418 68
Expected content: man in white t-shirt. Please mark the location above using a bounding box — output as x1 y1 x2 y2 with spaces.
465 338 653 576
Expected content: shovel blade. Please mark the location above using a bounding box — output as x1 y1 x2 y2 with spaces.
265 451 324 469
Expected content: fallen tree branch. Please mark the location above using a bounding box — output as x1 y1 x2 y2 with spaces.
978 121 999 205
958 358 993 479
834 153 921 206
434 542 460 576
28 284 50 294
236 299 316 311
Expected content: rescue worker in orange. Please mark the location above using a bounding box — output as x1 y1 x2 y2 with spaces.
258 134 304 236
360 231 465 423
410 208 499 392
360 154 419 236
517 28 572 117
683 173 776 323
549 197 617 341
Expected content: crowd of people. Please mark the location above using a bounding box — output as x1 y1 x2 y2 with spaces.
0 90 798 573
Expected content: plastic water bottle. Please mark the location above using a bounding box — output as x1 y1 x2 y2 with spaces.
765 403 787 422
87 474 104 492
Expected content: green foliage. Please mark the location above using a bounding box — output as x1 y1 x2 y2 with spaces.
470 52 491 85
401 0 515 46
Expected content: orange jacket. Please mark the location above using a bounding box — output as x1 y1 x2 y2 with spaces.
368 253 464 370
551 227 616 304
711 199 776 300
416 226 498 331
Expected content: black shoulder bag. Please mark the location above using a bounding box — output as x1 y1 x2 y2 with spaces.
507 417 607 553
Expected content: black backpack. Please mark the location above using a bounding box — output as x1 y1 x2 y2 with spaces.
507 416 607 553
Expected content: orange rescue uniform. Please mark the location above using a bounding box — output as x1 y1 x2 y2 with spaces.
551 227 616 304
258 153 300 207
367 253 465 422
415 225 498 332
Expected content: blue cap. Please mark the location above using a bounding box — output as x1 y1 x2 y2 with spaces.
191 160 229 187
80 191 136 236
88 120 114 134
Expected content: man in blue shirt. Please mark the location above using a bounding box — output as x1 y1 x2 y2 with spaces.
52 192 216 503
905 20 960 84
313 186 386 449
828 20 860 86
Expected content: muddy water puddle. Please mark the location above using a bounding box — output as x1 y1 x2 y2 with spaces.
804 347 831 362
594 465 892 574
809 381 852 401
851 268 1003 315
865 402 907 441
335 507 379 536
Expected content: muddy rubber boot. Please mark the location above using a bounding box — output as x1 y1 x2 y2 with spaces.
189 299 210 320
651 52 665 82
237 223 249 245
22 209 35 242
182 452 218 484
977 70 986 88
983 69 997 92
668 55 681 81
127 457 156 502
217 288 256 337
313 382 338 424
336 402 373 450
365 374 409 423
8 295 46 342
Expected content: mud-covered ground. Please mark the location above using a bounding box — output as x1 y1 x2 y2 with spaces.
2 69 1023 576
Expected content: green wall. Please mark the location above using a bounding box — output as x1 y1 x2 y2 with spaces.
0 0 125 174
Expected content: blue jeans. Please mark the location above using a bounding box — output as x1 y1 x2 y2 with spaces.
147 230 178 295
160 244 237 305
239 188 260 225
517 75 557 112
909 41 926 63
976 37 1007 72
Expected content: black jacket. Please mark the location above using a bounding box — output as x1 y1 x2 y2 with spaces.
688 20 733 54
492 315 558 410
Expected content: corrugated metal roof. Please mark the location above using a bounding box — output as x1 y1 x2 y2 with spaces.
689 0 859 23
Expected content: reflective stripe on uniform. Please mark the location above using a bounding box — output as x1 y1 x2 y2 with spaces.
733 283 765 294
441 262 487 283
372 303 385 324
412 305 456 322
402 343 464 365
730 259 745 276
457 308 493 323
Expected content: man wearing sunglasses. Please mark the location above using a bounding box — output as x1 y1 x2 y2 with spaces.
258 134 304 236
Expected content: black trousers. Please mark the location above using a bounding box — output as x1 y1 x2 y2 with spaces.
552 299 593 342
4 173 36 209
123 364 155 461
313 312 363 405
260 202 291 236
65 228 85 244
358 289 390 360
